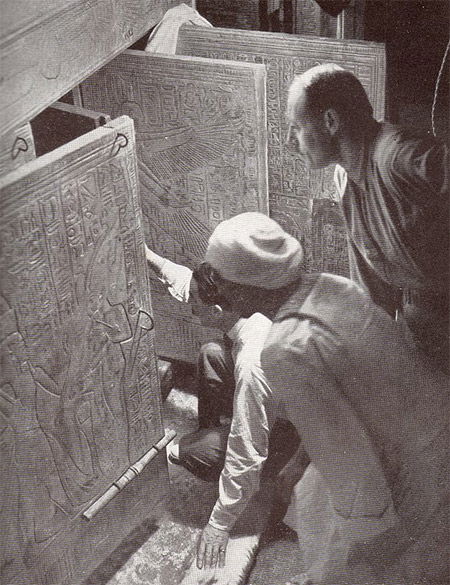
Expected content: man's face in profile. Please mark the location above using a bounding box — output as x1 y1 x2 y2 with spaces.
286 87 335 170
190 280 239 331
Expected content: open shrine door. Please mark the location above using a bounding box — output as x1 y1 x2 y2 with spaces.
0 116 169 585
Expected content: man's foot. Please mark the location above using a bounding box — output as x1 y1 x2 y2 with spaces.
157 359 175 400
166 442 181 465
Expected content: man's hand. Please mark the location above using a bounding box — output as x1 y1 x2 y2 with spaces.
196 523 229 570
144 244 166 275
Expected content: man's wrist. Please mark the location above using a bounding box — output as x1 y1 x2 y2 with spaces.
208 521 230 534
208 518 232 532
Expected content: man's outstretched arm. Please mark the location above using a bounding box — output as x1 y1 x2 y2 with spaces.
144 244 167 276
144 244 193 303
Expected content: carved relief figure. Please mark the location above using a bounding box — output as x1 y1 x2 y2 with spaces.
81 54 268 360
0 296 71 579
0 119 162 584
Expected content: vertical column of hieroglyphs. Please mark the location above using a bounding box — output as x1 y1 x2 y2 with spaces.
177 27 386 275
82 51 268 361
0 117 163 585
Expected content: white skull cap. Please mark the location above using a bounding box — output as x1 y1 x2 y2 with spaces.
205 212 304 289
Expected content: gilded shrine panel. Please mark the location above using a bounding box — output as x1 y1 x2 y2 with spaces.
81 52 268 361
0 0 184 136
0 116 166 585
177 27 386 274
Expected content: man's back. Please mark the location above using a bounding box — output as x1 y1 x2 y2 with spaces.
340 123 448 293
262 272 449 582
336 123 449 371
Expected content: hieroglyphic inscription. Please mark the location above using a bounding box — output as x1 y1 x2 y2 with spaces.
177 27 386 274
0 0 184 136
150 280 220 364
81 51 268 362
312 199 349 276
0 123 36 176
0 116 166 585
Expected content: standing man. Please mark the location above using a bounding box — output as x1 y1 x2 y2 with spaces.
286 63 449 372
195 212 449 585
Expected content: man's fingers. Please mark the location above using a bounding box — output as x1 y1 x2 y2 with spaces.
211 544 221 569
218 546 226 568
197 538 206 569
197 525 229 570
205 543 215 569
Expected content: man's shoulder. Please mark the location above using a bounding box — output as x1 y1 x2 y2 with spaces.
373 123 445 168
275 273 366 321
261 304 338 374
375 122 426 146
262 275 374 372
264 274 370 350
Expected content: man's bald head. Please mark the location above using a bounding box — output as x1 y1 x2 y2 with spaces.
287 63 374 132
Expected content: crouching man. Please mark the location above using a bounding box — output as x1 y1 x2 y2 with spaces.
196 212 449 585
144 243 301 519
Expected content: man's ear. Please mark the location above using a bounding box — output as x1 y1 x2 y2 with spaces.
323 108 339 136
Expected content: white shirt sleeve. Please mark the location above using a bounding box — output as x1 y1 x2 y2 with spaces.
158 259 193 303
208 315 277 531
334 164 348 199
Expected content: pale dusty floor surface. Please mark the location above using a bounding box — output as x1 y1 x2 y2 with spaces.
83 372 303 585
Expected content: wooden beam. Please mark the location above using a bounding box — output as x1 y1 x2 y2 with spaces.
0 0 184 137
31 101 111 156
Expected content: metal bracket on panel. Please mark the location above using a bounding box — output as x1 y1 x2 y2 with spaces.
11 136 29 159
111 132 129 157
